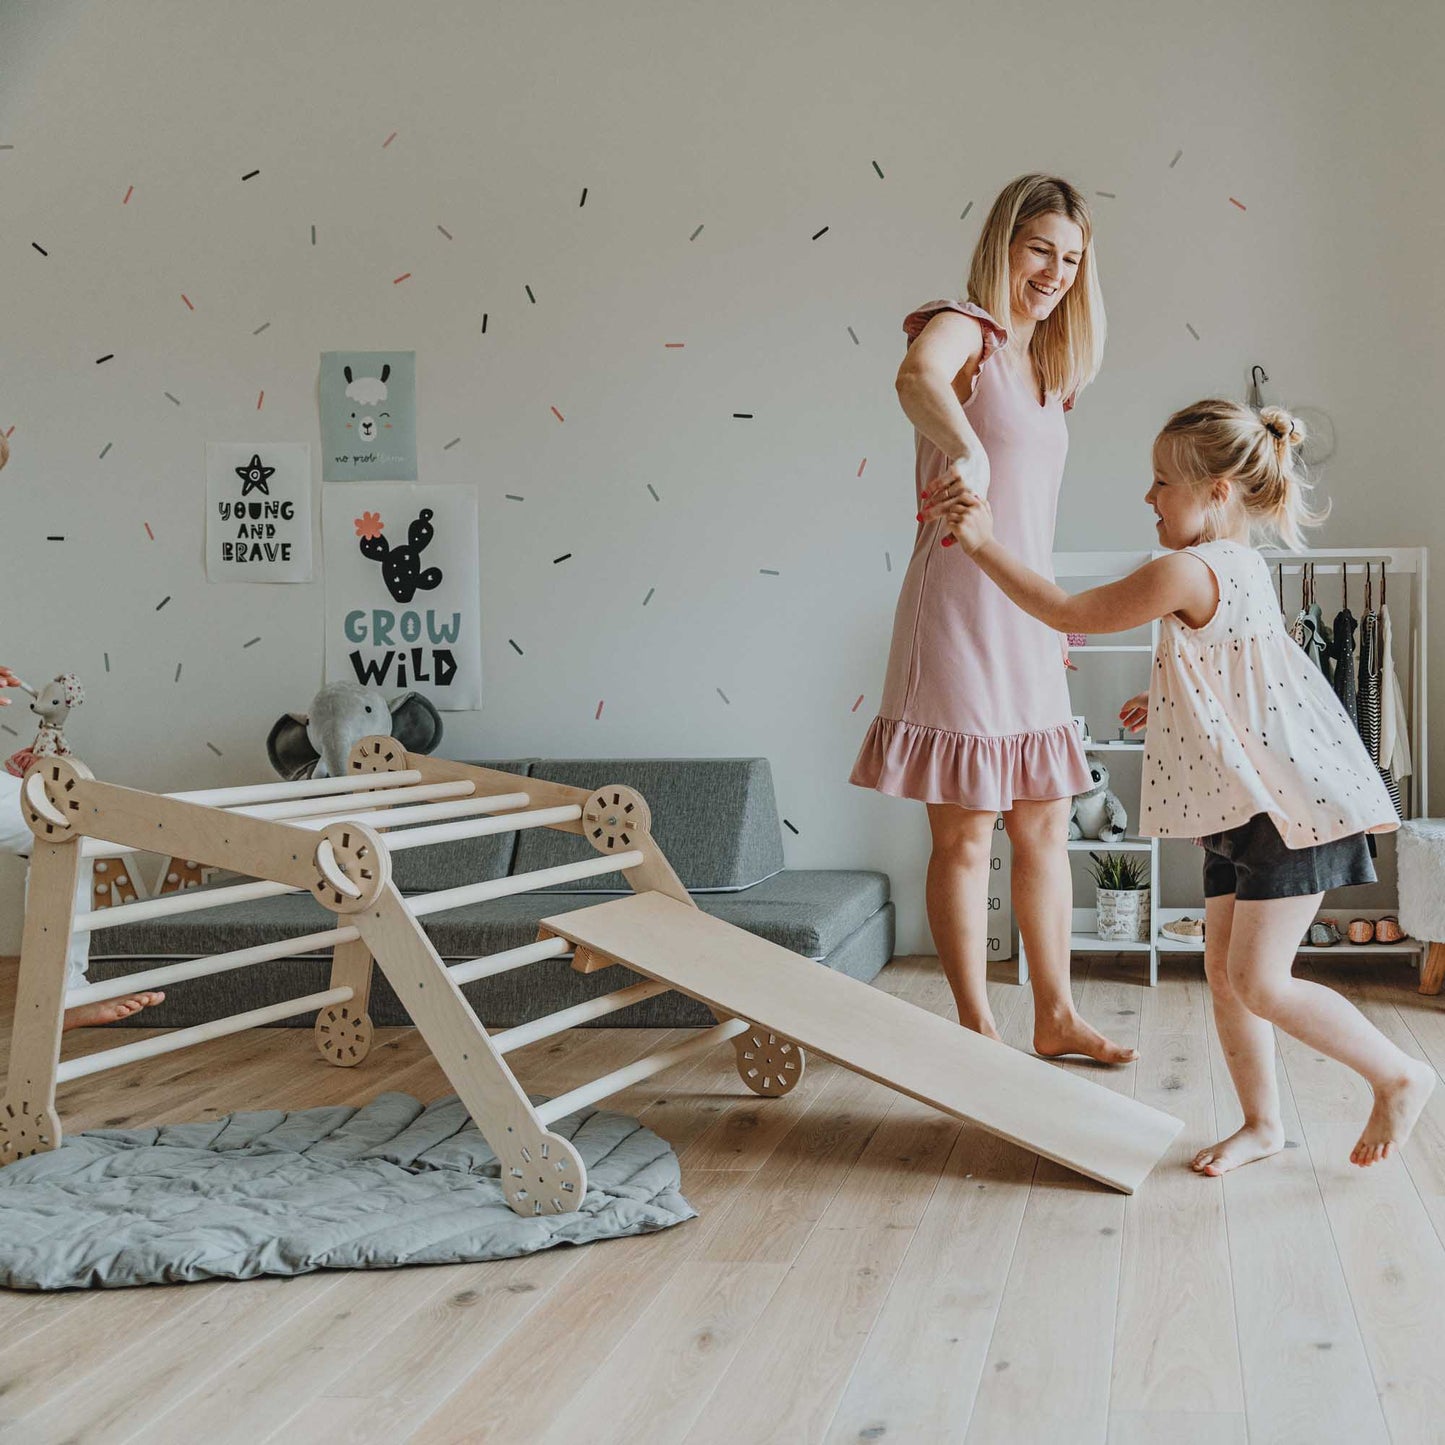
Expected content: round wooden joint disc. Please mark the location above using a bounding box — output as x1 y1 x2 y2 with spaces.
582 784 652 857
0 1097 62 1165
496 1128 586 1217
348 735 410 774
314 1003 374 1067
733 1028 805 1097
20 756 92 842
310 821 391 913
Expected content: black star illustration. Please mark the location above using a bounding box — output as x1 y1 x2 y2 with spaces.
236 452 276 496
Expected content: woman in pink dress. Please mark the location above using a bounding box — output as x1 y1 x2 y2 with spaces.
851 174 1134 1063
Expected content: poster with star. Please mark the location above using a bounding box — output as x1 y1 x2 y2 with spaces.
322 483 482 710
204 442 314 583
319 350 418 482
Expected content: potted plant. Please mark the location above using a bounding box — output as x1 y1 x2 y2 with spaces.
1089 851 1151 943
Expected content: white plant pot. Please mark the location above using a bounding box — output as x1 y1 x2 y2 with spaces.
1097 887 1151 944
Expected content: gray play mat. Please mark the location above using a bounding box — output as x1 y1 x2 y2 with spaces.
0 1092 695 1291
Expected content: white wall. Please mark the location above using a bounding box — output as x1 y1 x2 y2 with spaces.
2 0 1441 953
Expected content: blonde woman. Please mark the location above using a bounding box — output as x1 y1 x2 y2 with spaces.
852 174 1134 1063
942 401 1434 1170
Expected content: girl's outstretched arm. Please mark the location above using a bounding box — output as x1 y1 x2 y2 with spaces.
945 495 1217 634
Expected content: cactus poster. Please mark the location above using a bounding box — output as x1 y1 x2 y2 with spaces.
322 483 482 710
204 442 314 583
319 350 418 482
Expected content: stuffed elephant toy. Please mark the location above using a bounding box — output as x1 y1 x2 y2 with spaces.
1068 759 1129 843
266 682 444 780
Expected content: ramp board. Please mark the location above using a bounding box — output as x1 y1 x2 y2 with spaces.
541 891 1184 1193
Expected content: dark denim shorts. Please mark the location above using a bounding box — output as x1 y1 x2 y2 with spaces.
1201 813 1376 901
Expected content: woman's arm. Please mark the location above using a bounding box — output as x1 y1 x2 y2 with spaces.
895 313 990 494
947 496 1217 634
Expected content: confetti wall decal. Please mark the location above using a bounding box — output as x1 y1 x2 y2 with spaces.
847 326 859 344
164 392 180 405
760 568 779 575
783 819 799 835
851 695 864 712
959 201 973 220
1229 196 1247 210
99 442 112 458
444 436 461 449
143 521 154 540
241 169 259 181
525 285 536 303
393 272 411 284
96 354 114 364
243 637 261 648
437 225 453 239
857 458 867 477
509 638 523 655
1186 323 1200 340
595 699 604 719
382 131 397 148
1170 149 1183 167
689 224 704 240
181 294 195 310
646 484 659 501
811 226 829 240
122 185 133 204
716 687 730 704
252 322 271 335
642 587 655 605
31 242 47 255
872 160 884 178
550 405 564 422
579 187 587 206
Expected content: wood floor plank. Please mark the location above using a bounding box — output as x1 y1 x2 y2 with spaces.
1107 1409 1248 1444
1206 1001 1390 1443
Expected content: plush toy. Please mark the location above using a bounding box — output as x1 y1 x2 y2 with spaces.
4 672 84 778
266 681 444 780
1068 759 1129 843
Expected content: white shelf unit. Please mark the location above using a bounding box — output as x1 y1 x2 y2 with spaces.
1016 546 1429 988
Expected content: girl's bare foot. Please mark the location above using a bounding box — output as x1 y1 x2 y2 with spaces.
1034 1014 1138 1065
62 991 166 1031
1191 1122 1285 1176
1351 1061 1437 1167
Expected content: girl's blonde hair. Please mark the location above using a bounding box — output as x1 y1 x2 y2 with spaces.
1154 399 1328 550
966 174 1105 403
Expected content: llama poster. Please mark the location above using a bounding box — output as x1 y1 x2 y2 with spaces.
204 442 314 583
319 350 418 482
322 483 482 710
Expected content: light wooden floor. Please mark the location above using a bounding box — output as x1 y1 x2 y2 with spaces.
2 952 1444 1444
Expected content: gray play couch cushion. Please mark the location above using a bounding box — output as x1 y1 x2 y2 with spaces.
385 759 533 891
511 758 784 891
91 870 885 966
0 1093 695 1290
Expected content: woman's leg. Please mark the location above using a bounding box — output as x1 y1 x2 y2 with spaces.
925 803 1001 1036
1005 798 1136 1065
1191 891 1285 1175
1226 893 1437 1166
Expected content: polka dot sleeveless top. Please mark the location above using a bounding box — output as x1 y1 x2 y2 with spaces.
1140 540 1398 846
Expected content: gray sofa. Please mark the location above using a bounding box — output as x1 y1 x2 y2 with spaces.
87 758 895 1029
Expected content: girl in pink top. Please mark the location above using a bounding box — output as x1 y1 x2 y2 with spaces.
939 399 1436 1172
852 175 1133 1067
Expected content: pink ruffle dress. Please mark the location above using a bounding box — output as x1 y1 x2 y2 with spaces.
850 300 1091 809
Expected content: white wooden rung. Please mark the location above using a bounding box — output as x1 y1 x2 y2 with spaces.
76 876 295 932
165 772 424 808
55 986 355 1083
535 1017 750 1125
446 937 571 986
490 979 672 1055
409 852 646 918
64 927 361 1007
375 804 582 853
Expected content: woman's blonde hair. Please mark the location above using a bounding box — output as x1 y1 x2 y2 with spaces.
966 174 1105 402
1154 399 1328 550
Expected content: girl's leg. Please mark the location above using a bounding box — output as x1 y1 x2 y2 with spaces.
925 803 1001 1036
1227 893 1437 1167
1192 891 1285 1175
1005 797 1136 1065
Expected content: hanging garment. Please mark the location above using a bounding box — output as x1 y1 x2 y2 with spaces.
1330 570 1358 726
1379 591 1412 812
1356 566 1399 814
1290 563 1333 682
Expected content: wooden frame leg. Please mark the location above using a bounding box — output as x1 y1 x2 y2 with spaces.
1 840 85 1164
315 935 376 1066
362 888 586 1216
1420 942 1445 996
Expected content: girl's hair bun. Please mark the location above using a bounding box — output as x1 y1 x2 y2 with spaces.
1259 406 1305 448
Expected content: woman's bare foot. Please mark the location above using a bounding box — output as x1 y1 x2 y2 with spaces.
1351 1061 1437 1167
1191 1121 1285 1176
62 992 166 1031
958 1013 1003 1042
1034 1014 1138 1065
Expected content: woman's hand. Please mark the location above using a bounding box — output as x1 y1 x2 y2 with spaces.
0 667 27 706
942 493 994 555
1118 692 1149 733
920 450 990 522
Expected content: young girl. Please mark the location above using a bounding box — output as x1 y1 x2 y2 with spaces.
925 400 1436 1171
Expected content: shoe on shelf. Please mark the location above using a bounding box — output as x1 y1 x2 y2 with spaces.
1347 918 1377 945
1162 917 1205 942
1374 915 1408 944
1307 917 1342 948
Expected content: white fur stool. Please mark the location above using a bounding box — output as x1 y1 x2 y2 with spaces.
1397 820 1445 994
